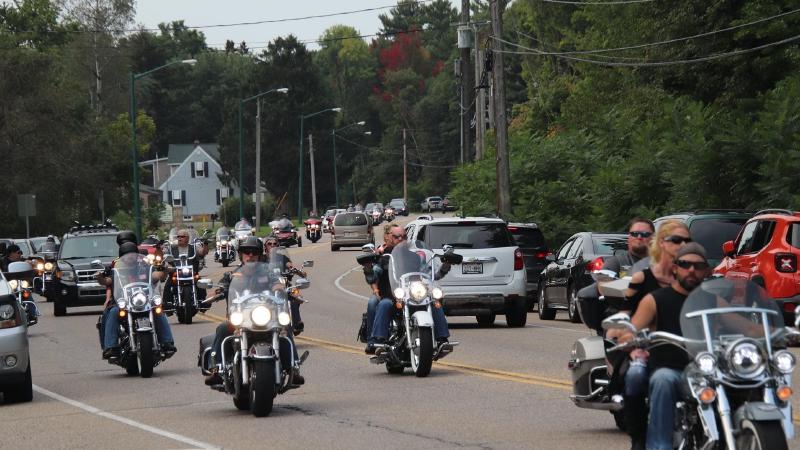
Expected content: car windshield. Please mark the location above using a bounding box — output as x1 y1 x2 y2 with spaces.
508 227 546 250
421 222 512 249
60 234 118 259
365 203 376 210
13 240 32 257
592 235 629 255
334 213 368 226
690 218 748 261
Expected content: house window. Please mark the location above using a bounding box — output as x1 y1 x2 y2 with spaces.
168 189 186 207
216 189 221 206
191 161 209 178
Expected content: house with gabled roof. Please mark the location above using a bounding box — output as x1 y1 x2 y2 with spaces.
155 141 235 220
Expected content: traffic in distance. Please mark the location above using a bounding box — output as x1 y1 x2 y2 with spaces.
2 206 800 449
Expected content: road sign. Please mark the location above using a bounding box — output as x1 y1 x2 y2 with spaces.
17 194 36 217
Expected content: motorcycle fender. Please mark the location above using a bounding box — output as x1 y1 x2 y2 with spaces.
135 317 153 332
734 402 785 423
412 310 433 328
249 341 276 361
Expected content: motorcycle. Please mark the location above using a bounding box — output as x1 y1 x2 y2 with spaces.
303 217 322 244
214 228 236 267
271 218 302 248
359 241 462 377
5 261 39 327
169 250 206 324
101 255 170 378
382 207 395 222
603 278 797 449
30 256 56 302
197 255 311 417
233 220 254 251
371 208 382 225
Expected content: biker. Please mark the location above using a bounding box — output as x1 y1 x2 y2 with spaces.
39 235 58 256
361 224 395 353
1 244 24 272
204 236 304 386
601 217 653 277
621 242 710 450
162 229 207 309
368 224 452 354
100 241 176 360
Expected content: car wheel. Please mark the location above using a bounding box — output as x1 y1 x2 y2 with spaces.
537 288 556 320
54 300 66 317
505 297 527 327
4 363 32 403
476 314 496 326
567 286 581 324
331 245 339 252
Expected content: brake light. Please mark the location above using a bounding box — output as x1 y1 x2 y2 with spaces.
784 302 797 313
535 251 549 259
514 249 524 271
507 226 518 232
586 257 605 272
775 253 797 273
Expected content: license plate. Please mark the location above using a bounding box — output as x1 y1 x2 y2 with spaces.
345 232 356 237
462 262 483 274
136 318 152 329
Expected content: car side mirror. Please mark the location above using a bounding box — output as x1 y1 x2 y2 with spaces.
545 254 556 263
722 240 735 258
302 260 314 268
292 277 310 290
601 312 636 332
90 259 104 269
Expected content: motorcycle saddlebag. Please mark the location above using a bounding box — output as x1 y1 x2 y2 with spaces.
576 283 604 334
569 336 607 398
357 312 369 343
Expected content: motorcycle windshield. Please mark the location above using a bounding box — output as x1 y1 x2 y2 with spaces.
388 241 430 291
234 221 252 232
275 218 294 231
168 227 178 244
680 278 784 355
113 254 156 311
227 256 290 328
216 227 231 241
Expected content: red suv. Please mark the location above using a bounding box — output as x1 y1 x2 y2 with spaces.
714 210 800 322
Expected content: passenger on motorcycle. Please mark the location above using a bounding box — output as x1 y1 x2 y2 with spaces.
204 236 304 386
620 243 710 450
367 224 452 354
360 224 395 353
263 237 306 335
100 242 176 360
162 229 207 309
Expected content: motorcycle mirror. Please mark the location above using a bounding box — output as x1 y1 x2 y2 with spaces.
591 269 619 282
90 259 104 269
794 305 800 329
361 243 376 253
356 253 379 266
197 278 212 289
292 277 310 290
163 255 175 264
302 260 314 268
601 312 636 332
441 252 463 264
442 244 454 254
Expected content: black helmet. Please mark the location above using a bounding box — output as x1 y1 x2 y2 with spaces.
117 230 137 245
238 236 263 255
118 242 139 257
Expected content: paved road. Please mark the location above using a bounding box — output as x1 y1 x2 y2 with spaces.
4 217 800 449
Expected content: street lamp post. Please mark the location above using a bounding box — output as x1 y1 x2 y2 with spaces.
298 107 341 219
131 58 196 240
236 88 289 222
331 121 366 208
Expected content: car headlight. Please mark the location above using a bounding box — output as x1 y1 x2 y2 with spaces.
251 306 271 326
278 312 292 326
36 262 44 271
230 311 244 326
0 304 15 320
727 340 765 379
131 292 148 308
409 281 427 301
774 350 796 374
393 287 405 300
44 262 54 271
8 280 18 290
21 280 29 289
695 352 716 375
61 270 75 281
431 287 443 300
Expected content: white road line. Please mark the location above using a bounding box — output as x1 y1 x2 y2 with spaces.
333 266 370 301
33 385 219 450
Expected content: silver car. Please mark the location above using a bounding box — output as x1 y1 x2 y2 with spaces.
331 212 374 251
0 270 33 403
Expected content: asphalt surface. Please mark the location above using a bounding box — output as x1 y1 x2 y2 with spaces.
3 215 800 449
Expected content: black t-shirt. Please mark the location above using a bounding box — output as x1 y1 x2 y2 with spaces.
626 267 660 314
649 286 690 370
169 244 199 272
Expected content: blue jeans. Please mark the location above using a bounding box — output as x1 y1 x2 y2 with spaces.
102 307 174 349
364 294 380 344
624 358 649 397
647 367 682 450
371 298 450 341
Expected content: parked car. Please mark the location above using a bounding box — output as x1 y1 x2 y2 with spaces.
507 223 549 311
538 232 628 323
53 223 120 316
420 196 443 213
405 216 528 327
29 236 60 254
388 198 409 216
0 239 35 258
331 212 374 251
714 210 800 323
654 210 752 269
0 273 33 403
323 208 346 233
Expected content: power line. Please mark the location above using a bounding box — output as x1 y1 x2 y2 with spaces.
536 0 655 4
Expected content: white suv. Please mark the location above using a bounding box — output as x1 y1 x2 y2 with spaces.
405 216 528 327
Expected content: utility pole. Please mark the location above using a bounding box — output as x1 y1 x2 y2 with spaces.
491 0 511 216
308 134 317 215
459 0 472 162
402 128 408 204
474 30 486 160
254 98 262 231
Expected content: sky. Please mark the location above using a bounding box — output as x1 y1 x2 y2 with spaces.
134 0 459 50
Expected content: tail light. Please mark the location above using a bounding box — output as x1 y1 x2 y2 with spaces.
586 257 605 272
535 250 549 259
514 249 524 271
783 302 797 313
775 253 797 273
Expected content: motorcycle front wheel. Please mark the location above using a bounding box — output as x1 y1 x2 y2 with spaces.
232 361 250 410
137 333 154 378
221 258 229 268
736 420 787 450
410 325 433 378
249 360 276 417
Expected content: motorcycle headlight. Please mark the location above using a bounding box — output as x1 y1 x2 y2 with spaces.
409 281 427 301
131 292 148 308
21 280 29 289
251 306 271 326
8 280 18 290
278 312 292 326
146 254 155 264
695 352 716 375
152 295 163 306
393 287 405 300
181 267 191 275
60 270 75 281
773 350 796 374
44 262 54 271
117 299 126 310
727 340 765 379
230 311 244 326
36 262 44 271
0 304 15 320
221 240 228 245
431 287 443 300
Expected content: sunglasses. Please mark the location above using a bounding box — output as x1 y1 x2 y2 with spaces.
675 260 709 271
663 235 692 245
629 231 653 238
265 242 277 246
241 249 259 255
391 234 406 239
177 236 189 239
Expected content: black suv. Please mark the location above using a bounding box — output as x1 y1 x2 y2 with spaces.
53 224 120 316
654 210 752 269
507 223 549 311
